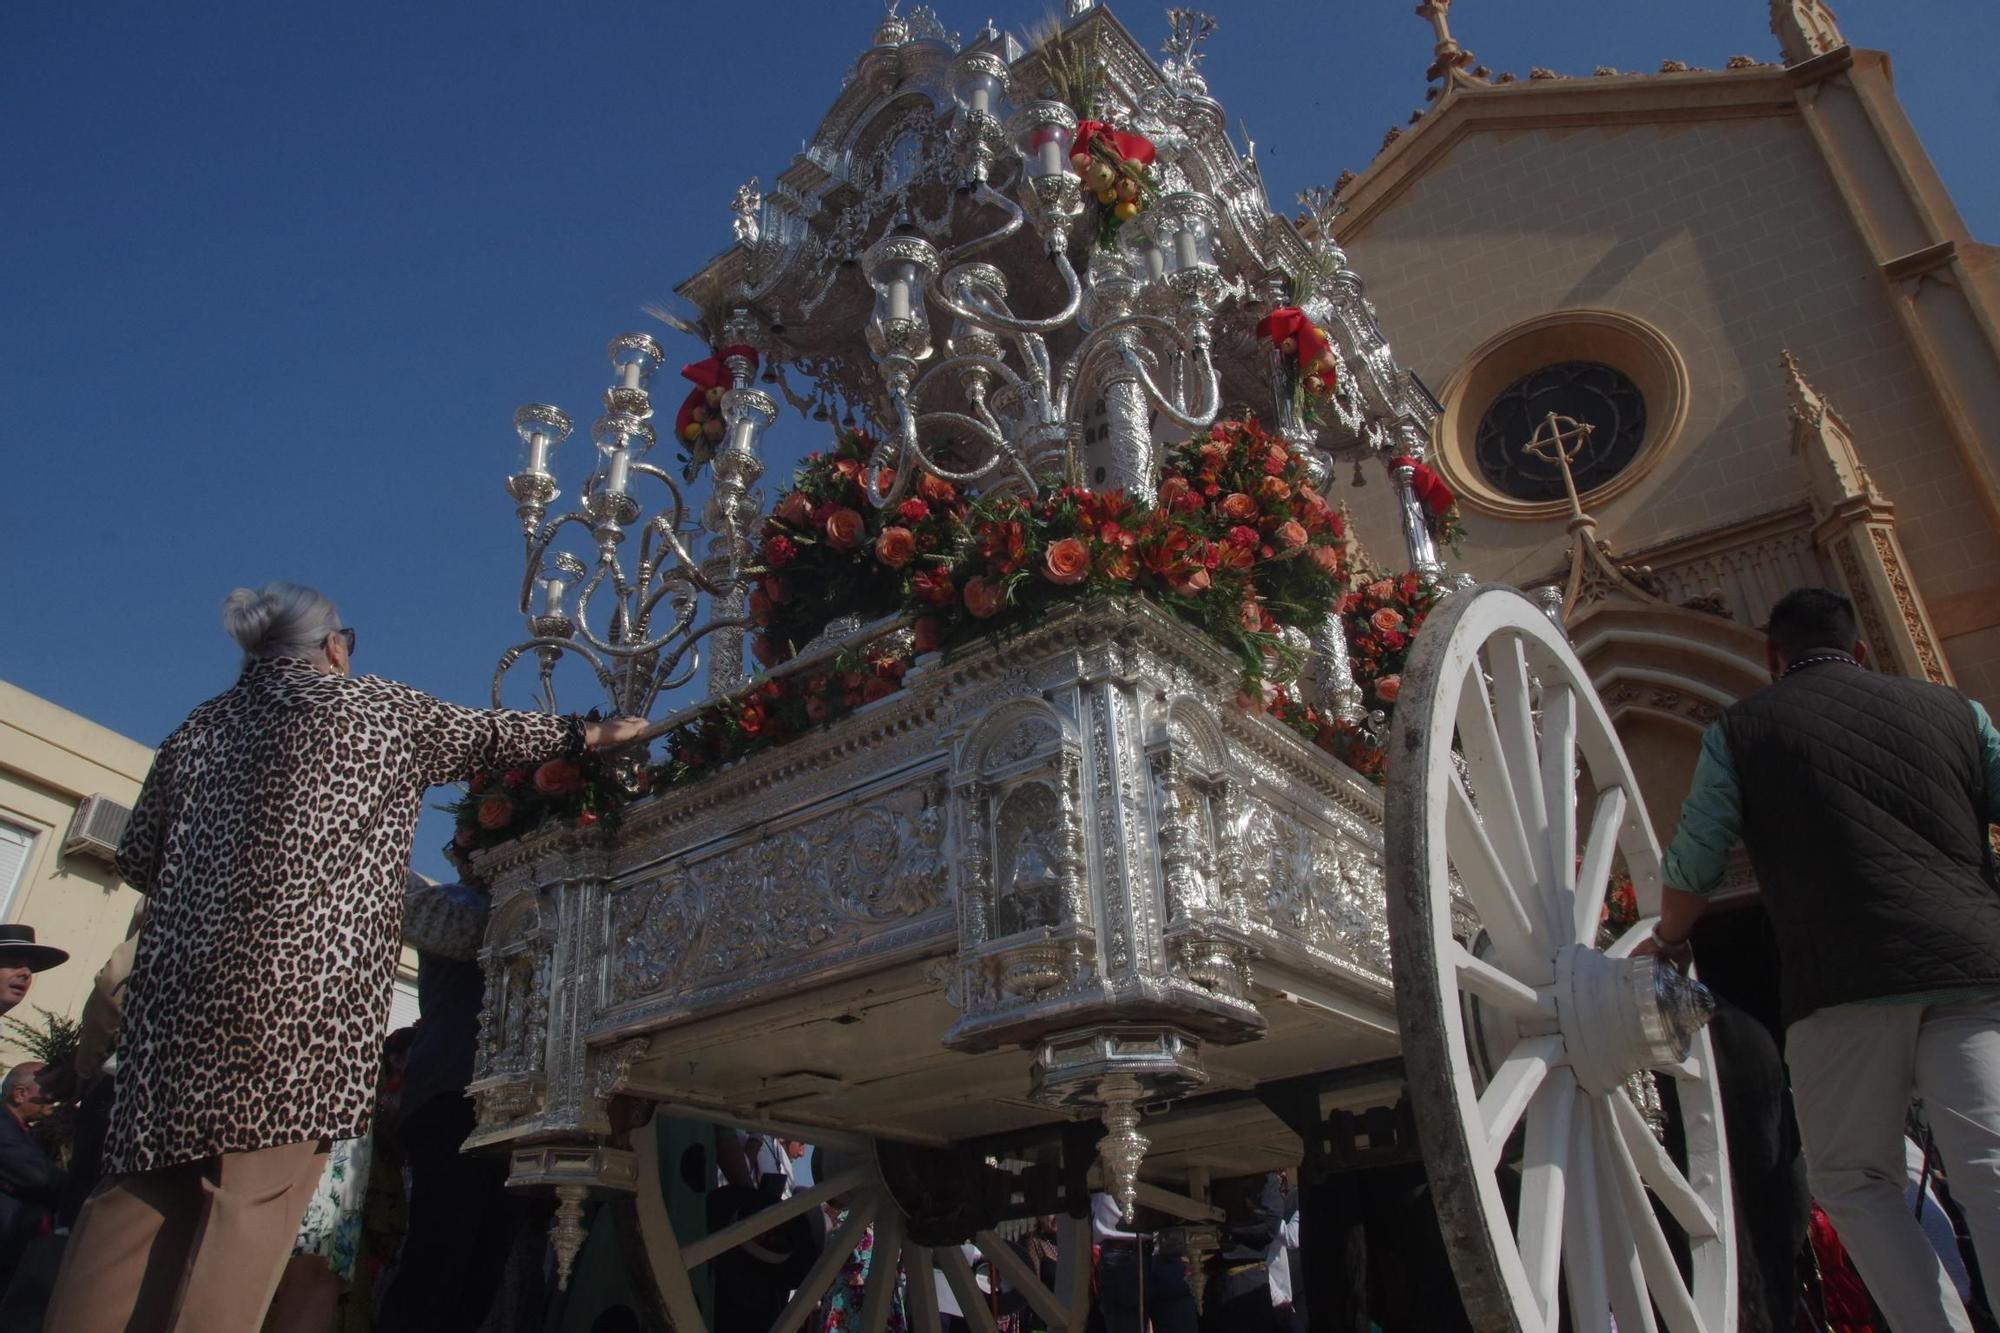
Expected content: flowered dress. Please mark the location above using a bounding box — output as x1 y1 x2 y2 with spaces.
819 1206 907 1332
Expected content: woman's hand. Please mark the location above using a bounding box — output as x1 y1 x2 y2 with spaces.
583 716 651 750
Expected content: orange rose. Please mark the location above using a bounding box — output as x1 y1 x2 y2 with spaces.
1374 674 1402 703
825 508 865 552
1276 520 1309 550
1042 537 1090 585
917 472 957 505
1370 607 1405 633
1258 476 1291 503
875 526 916 568
1158 475 1192 509
774 492 813 528
1220 492 1258 521
1309 545 1343 574
476 795 515 830
963 577 1006 619
533 760 584 797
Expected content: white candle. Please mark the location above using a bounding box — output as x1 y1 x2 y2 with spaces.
969 84 992 116
621 361 643 392
1175 226 1200 271
606 448 631 495
542 578 565 616
887 273 912 323
1144 242 1166 281
1038 136 1064 177
527 433 551 476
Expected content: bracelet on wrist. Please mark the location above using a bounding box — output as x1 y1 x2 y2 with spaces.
1650 928 1690 951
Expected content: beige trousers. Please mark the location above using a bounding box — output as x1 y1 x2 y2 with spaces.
43 1137 329 1333
1789 995 2000 1333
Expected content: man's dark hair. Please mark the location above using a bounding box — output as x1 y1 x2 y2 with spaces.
1765 587 1859 659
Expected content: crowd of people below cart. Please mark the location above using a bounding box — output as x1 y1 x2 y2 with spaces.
0 580 1992 1331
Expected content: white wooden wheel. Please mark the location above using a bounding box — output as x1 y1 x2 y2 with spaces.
632 1127 1094 1333
1384 586 1736 1333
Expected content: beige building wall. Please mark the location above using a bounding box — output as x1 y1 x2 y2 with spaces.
0 680 151 1043
1337 84 2000 709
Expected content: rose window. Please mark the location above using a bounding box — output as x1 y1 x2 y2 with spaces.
1473 361 1647 502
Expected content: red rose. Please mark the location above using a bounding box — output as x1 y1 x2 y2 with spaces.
476 795 515 830
1264 444 1290 475
913 567 957 607
806 695 830 723
738 702 766 735
762 574 789 604
765 535 797 568
1227 524 1259 550
963 577 1006 619
913 616 943 654
502 769 528 790
1374 674 1402 703
1043 537 1090 586
897 498 929 524
1277 520 1309 550
1220 492 1257 521
824 508 865 552
576 810 599 828
468 773 488 794
534 760 584 796
861 675 897 703
876 525 917 568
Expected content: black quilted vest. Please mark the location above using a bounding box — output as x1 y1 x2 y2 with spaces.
1720 659 2000 1026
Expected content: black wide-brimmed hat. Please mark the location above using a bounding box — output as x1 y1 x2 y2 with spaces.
0 926 68 972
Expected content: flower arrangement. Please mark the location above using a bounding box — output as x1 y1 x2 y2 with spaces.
650 647 911 786
750 430 970 665
1391 455 1466 559
1602 867 1640 937
1071 120 1157 249
673 345 759 481
1255 306 1346 427
444 750 635 853
1321 569 1443 781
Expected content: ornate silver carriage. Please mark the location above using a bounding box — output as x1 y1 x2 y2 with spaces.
468 7 1738 1331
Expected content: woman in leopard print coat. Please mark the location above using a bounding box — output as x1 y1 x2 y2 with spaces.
48 582 646 1333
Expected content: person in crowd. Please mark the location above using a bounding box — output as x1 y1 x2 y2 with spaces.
1642 586 2000 1333
44 581 648 1333
0 1063 61 1297
375 873 529 1333
0 927 66 1023
1092 1191 1196 1333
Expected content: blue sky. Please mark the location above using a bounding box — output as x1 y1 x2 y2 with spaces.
5 0 1994 877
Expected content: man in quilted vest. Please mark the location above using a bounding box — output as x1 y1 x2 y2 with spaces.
1643 587 2000 1331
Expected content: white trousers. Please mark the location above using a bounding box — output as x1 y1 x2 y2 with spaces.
1788 995 2000 1333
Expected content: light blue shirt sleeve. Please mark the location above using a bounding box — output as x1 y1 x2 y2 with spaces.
1971 700 2000 827
1662 723 1742 896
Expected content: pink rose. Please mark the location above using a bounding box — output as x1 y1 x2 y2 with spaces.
1370 607 1405 633
1042 537 1090 586
1374 674 1402 703
875 526 916 569
774 492 813 528
1277 519 1309 550
824 508 866 552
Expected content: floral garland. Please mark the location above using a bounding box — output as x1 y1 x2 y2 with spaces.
1319 570 1443 781
650 647 910 786
1391 456 1466 559
1256 306 1345 428
444 751 634 852
1071 120 1157 250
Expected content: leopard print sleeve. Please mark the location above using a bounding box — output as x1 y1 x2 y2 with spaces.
116 728 181 895
371 679 585 789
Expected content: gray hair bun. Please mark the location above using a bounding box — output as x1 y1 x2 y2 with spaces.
222 582 343 661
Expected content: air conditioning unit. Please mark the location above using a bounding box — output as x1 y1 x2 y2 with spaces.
63 795 132 866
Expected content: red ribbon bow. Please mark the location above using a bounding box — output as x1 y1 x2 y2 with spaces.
674 345 758 440
1391 456 1456 516
1075 120 1157 168
1255 306 1333 381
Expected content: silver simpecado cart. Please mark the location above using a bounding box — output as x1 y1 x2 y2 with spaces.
469 8 1737 1331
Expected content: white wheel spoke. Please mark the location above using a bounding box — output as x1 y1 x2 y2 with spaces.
1516 1068 1577 1327
1053 1215 1092 1324
938 1245 1001 1333
1489 635 1550 861
1456 663 1543 924
978 1229 1074 1331
1597 1097 1697 1333
1477 1033 1562 1167
1572 785 1629 946
772 1198 877 1333
1660 1053 1702 1080
1451 940 1556 1024
1562 1110 1612 1326
1448 774 1549 982
631 1129 711 1333
1608 1087 1720 1239
1605 918 1652 959
683 1165 872 1268
859 1210 905 1333
905 1242 941 1330
1537 683 1579 945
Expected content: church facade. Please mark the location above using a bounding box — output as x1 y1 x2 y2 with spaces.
1330 0 2000 886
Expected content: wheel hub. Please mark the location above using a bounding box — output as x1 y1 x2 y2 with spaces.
1555 945 1716 1095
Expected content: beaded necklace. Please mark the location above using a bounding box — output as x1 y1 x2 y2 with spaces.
1782 651 1857 678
